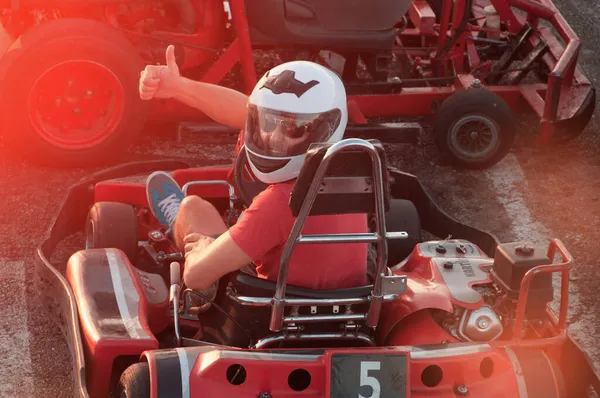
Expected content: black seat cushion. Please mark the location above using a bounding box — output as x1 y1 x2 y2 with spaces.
198 271 373 348
231 271 373 299
289 139 391 217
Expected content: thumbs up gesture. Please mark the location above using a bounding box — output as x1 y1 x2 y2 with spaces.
139 45 181 100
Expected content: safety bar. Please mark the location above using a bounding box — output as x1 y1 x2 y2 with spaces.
254 332 376 349
227 289 403 307
512 239 573 342
268 138 408 332
182 180 236 198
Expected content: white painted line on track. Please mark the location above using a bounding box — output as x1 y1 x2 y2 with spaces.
0 259 34 397
483 153 551 246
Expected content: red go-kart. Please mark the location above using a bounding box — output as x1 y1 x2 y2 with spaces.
35 138 599 397
0 0 595 168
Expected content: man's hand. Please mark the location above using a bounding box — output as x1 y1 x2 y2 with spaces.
139 45 181 100
182 231 253 291
183 232 214 258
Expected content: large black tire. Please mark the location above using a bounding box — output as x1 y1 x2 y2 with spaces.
0 19 148 167
384 199 422 266
85 202 139 263
433 88 516 169
116 362 151 398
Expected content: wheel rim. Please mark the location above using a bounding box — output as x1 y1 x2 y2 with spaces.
28 60 125 150
449 115 500 160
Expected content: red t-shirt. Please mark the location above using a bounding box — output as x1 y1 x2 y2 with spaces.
229 181 368 290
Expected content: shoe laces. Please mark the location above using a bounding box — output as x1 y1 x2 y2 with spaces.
158 193 181 226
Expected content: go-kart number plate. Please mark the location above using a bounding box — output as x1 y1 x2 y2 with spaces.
329 353 408 398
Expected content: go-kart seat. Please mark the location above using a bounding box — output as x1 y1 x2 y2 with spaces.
246 0 412 51
196 139 408 349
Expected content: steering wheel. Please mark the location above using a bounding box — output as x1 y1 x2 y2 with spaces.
232 146 269 207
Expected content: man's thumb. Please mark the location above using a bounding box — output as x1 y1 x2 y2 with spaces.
165 45 177 69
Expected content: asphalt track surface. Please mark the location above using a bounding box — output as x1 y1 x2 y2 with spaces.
1 3 600 396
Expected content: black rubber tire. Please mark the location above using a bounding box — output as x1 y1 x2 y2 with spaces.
116 362 151 398
0 18 148 167
85 202 138 263
383 199 422 266
433 88 516 169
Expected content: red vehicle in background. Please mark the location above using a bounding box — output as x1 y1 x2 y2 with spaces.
0 0 595 168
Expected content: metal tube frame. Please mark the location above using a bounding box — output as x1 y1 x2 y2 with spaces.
226 288 403 307
253 332 376 349
268 138 408 332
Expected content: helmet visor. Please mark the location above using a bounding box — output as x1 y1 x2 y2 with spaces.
245 104 342 157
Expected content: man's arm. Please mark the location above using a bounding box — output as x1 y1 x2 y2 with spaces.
181 186 291 291
172 78 249 130
139 45 249 130
183 231 252 290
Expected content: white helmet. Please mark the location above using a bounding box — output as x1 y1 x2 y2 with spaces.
244 60 348 184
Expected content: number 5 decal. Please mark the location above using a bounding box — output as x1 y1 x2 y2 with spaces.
359 361 381 398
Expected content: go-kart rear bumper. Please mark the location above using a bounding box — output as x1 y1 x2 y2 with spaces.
34 160 600 397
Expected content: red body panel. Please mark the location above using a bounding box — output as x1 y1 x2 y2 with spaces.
142 343 567 397
378 241 492 343
66 248 169 398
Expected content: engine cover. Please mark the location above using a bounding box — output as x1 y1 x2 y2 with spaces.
491 241 553 317
433 257 493 306
402 239 494 309
378 239 496 344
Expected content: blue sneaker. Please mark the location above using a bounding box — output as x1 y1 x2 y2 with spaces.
146 171 185 227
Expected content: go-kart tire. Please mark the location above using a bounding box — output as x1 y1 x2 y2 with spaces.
85 202 138 263
433 88 516 169
116 362 151 398
383 199 421 266
0 18 148 167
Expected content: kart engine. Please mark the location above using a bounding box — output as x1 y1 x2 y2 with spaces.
412 240 554 343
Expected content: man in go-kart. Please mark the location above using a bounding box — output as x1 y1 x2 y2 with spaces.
139 45 370 299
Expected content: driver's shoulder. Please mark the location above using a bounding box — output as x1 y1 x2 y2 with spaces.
251 181 294 207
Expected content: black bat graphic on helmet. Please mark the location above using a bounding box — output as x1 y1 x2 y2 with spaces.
260 70 320 98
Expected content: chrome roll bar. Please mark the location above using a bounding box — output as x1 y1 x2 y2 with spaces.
268 138 408 332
